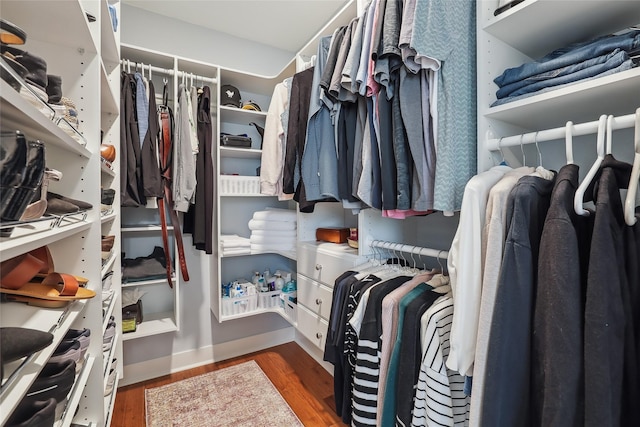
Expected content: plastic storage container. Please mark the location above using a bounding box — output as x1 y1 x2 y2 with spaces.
257 290 282 309
222 294 258 316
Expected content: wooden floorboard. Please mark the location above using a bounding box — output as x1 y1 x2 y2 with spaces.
111 342 346 426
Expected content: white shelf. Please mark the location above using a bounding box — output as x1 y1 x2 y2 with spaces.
100 0 120 72
103 331 119 377
100 61 119 115
1 0 97 55
57 355 96 427
0 220 92 262
101 254 117 278
221 249 297 261
121 277 176 288
0 300 89 426
101 212 117 224
102 290 118 334
220 306 288 322
0 81 91 158
122 311 178 340
298 240 359 257
121 225 174 233
220 105 267 122
220 147 263 159
485 67 640 129
483 0 640 59
103 374 120 427
100 160 116 177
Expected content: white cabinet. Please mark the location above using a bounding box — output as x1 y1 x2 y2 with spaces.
0 1 120 425
477 0 640 172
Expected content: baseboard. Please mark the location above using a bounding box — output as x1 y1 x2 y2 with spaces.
119 327 295 387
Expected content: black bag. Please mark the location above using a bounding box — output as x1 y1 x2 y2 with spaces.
221 134 252 148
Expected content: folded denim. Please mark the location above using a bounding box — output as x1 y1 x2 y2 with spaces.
494 29 640 87
492 59 634 107
498 50 629 100
122 246 167 281
496 49 625 99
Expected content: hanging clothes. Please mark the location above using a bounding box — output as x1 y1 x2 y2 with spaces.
120 71 145 207
173 83 198 212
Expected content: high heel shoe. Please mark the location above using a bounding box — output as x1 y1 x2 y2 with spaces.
19 168 61 221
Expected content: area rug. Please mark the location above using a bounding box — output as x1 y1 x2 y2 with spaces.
145 360 303 427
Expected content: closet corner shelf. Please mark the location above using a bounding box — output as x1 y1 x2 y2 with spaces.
60 355 95 427
484 68 640 129
121 277 175 288
220 306 295 325
220 249 297 261
1 81 91 159
220 147 262 159
0 299 88 425
121 311 177 341
483 0 640 59
0 220 92 262
220 105 267 122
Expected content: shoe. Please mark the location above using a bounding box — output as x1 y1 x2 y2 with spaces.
46 192 92 211
0 53 28 91
48 340 82 373
0 19 27 46
101 188 115 213
101 271 114 291
23 359 76 421
104 366 117 396
100 144 116 163
0 327 53 371
45 74 62 105
1 139 45 235
5 397 56 427
0 130 28 217
19 168 62 221
0 46 47 92
102 235 115 252
62 328 90 359
103 320 116 351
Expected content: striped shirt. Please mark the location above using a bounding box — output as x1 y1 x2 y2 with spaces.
412 295 469 427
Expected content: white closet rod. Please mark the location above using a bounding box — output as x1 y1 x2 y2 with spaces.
370 239 448 260
120 59 218 84
486 110 639 151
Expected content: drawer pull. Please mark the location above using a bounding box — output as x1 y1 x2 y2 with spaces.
315 264 323 271
315 298 322 305
316 332 323 339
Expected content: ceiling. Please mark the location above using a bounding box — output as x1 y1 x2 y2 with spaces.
121 0 351 53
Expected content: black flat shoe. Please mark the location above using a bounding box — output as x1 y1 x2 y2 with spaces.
0 327 53 364
5 398 56 427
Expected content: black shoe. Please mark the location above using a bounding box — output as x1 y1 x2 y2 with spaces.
0 327 53 369
0 46 47 92
23 359 76 420
6 398 56 427
0 131 27 217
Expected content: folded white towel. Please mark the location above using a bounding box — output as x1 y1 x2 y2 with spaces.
248 219 296 231
250 229 297 238
252 208 297 222
250 235 297 246
222 247 251 255
251 243 296 253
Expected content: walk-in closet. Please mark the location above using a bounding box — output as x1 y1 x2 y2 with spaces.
1 1 639 426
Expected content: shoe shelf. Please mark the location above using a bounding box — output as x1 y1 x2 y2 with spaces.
100 62 119 116
0 80 91 158
101 256 117 279
100 160 116 177
102 291 118 334
220 146 263 159
0 219 92 262
100 211 117 224
57 354 96 427
121 276 176 289
121 311 178 341
103 374 120 427
100 0 120 73
102 331 118 378
0 299 88 426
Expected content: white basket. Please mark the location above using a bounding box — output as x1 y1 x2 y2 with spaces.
222 294 257 316
284 300 297 322
220 176 261 196
258 290 282 309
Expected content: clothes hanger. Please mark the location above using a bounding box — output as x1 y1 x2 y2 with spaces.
534 131 543 168
605 114 614 155
624 107 640 226
565 121 574 164
520 134 527 166
574 114 608 216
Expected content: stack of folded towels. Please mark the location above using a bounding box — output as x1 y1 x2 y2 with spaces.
220 234 251 256
248 208 297 253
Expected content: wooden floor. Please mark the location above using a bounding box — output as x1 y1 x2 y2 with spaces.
111 342 345 426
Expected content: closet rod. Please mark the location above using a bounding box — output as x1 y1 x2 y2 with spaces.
120 59 218 84
370 239 448 260
486 110 639 151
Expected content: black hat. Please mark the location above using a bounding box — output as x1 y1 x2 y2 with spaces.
221 84 241 108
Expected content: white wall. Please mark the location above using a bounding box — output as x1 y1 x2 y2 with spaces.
121 4 294 76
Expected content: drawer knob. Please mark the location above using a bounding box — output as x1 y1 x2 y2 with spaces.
316 332 323 339
315 298 322 305
315 264 323 271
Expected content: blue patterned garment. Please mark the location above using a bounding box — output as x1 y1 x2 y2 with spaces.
411 0 477 212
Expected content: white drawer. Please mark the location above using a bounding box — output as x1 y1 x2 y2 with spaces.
297 303 329 350
297 242 360 287
297 275 333 320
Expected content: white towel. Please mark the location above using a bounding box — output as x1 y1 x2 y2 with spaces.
252 208 297 222
220 235 251 248
249 235 297 246
250 229 297 238
222 247 251 255
251 243 296 253
248 219 296 231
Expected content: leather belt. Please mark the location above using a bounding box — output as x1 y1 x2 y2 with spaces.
157 88 189 286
